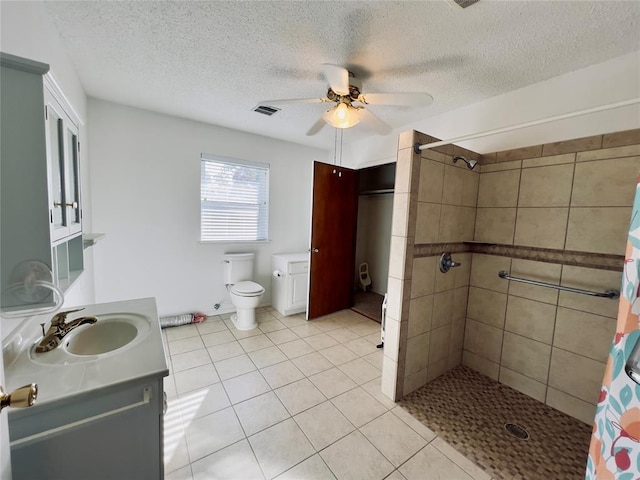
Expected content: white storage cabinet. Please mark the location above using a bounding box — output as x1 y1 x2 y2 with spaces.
272 253 309 316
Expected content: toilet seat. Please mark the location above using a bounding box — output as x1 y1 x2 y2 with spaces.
231 281 265 297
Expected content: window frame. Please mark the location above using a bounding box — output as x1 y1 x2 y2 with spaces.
200 153 270 243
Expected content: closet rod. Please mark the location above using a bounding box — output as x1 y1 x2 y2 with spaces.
414 97 640 153
498 271 619 299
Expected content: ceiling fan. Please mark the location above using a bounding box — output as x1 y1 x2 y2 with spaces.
260 64 433 136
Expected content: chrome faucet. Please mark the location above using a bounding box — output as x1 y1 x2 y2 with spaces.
35 308 98 353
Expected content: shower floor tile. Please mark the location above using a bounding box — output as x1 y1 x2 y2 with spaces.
398 365 592 480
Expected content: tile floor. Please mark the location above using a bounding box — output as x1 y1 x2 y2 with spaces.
162 307 492 480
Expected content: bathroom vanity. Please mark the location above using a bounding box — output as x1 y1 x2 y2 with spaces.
3 298 168 480
272 253 309 316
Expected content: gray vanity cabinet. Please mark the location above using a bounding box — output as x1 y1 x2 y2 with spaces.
8 376 165 479
0 52 84 311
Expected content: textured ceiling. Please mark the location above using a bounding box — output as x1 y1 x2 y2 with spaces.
44 1 640 150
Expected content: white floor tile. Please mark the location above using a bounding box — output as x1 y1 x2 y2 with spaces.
343 337 379 357
275 454 336 480
275 378 327 416
292 352 334 377
164 374 178 398
312 319 345 332
206 341 244 362
290 324 323 338
348 321 381 337
360 411 428 467
165 464 193 480
399 445 473 480
331 387 387 427
384 470 408 480
362 350 384 370
361 378 397 410
278 339 316 359
201 330 236 347
432 437 492 480
338 358 382 385
174 364 220 395
326 327 360 344
171 349 212 373
259 319 287 333
223 371 271 404
239 334 276 353
280 315 308 328
319 345 359 366
266 329 300 345
164 432 190 474
249 418 315 479
390 406 437 442
320 430 394 480
234 391 290 436
230 326 264 339
308 367 357 398
294 401 355 450
214 353 256 380
184 407 244 462
248 345 288 368
304 333 339 350
260 360 305 389
196 319 228 335
177 384 231 421
165 324 201 342
191 440 265 480
170 336 206 355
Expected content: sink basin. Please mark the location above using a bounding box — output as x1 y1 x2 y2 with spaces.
29 312 151 365
65 320 138 355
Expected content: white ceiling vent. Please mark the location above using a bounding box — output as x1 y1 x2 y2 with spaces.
253 105 280 116
449 0 479 9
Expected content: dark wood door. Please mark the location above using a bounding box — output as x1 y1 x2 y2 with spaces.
308 161 359 319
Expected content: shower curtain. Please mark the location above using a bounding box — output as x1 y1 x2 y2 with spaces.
586 175 640 479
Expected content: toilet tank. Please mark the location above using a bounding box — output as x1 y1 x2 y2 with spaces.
223 253 255 284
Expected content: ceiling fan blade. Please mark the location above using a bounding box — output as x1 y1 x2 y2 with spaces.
356 92 433 107
359 109 392 135
259 97 330 106
306 117 326 136
321 64 350 96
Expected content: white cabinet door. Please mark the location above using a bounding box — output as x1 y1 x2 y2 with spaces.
44 89 81 242
288 273 308 311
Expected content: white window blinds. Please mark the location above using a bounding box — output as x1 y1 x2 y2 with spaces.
200 154 270 242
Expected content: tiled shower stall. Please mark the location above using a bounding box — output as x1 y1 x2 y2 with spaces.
382 127 640 425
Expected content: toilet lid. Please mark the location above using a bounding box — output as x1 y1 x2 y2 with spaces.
231 281 264 296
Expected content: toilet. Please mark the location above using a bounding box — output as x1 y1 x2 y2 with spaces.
223 253 265 330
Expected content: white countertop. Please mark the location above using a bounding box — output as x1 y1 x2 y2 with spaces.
272 252 309 262
3 297 168 407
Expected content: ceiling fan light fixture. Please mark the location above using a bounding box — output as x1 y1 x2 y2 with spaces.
323 102 361 129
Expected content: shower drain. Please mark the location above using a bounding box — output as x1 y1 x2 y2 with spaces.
505 423 530 440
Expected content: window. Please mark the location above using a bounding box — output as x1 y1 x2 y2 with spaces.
200 154 269 242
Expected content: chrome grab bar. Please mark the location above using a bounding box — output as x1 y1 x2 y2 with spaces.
498 271 620 299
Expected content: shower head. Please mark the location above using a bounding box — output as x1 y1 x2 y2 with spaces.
453 156 478 170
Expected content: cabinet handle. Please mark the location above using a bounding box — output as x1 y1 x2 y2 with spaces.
53 202 78 209
0 384 38 412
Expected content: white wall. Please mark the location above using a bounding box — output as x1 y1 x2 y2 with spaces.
0 1 95 308
343 50 640 168
88 99 326 316
355 194 393 295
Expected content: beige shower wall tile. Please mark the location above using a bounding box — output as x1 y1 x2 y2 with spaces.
554 307 616 362
571 157 640 207
505 296 556 344
449 316 466 353
474 208 516 244
464 319 503 364
499 367 546 402
418 159 444 203
432 290 454 329
460 206 476 241
470 254 511 293
404 369 428 395
462 350 499 380
411 256 437 298
522 153 575 169
480 160 522 173
565 207 631 255
542 134 602 156
398 130 416 150
395 147 414 193
405 332 430 376
452 286 468 322
408 295 433 338
509 259 561 304
427 357 449 382
429 325 451 364
602 129 640 149
501 332 551 383
388 236 410 280
434 259 456 293
438 205 464 243
518 164 574 207
548 348 606 404
477 170 521 207
421 148 448 163
497 145 543 163
576 144 640 162
391 193 411 237
467 286 507 329
453 253 472 288
546 388 597 425
514 208 568 249
442 165 464 206
559 266 621 318
415 202 441 244
461 170 479 207
448 348 463 370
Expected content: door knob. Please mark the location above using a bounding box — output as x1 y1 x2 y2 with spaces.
0 384 38 412
312 248 319 253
